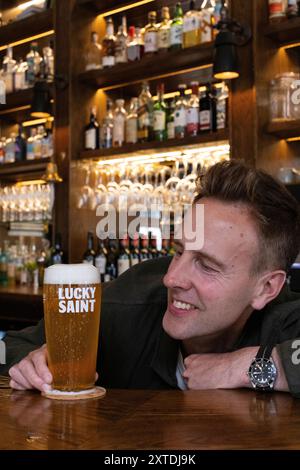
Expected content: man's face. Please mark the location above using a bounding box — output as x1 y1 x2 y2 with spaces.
162 198 262 343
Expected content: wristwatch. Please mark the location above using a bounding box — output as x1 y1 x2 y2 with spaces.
247 346 277 391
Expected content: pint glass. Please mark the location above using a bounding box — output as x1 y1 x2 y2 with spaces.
43 264 101 392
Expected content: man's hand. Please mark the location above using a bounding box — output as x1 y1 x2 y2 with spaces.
182 346 289 391
9 344 52 393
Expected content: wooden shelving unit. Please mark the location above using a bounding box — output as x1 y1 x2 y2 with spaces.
266 120 300 140
76 0 134 14
0 158 50 182
265 17 300 45
80 130 229 160
0 9 53 47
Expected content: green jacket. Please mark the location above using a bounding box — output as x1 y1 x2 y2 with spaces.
1 257 300 396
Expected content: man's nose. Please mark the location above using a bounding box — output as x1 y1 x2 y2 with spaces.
163 254 192 290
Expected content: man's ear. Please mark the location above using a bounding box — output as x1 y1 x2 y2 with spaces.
251 270 286 311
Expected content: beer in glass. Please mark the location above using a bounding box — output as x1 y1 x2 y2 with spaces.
43 264 101 392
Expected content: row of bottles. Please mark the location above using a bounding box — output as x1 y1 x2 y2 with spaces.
268 1 300 21
0 234 64 289
0 41 54 94
82 232 175 282
0 122 54 164
84 81 228 150
85 1 226 71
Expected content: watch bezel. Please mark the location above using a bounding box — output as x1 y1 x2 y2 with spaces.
248 356 277 390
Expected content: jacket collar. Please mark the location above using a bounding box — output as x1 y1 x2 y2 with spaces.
150 326 180 388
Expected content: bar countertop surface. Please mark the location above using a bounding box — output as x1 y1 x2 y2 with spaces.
0 377 300 450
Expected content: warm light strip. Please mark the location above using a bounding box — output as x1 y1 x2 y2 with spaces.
0 105 30 115
286 136 300 142
22 116 54 127
100 0 156 17
281 42 300 51
16 179 46 186
18 0 45 10
94 143 230 166
0 30 55 52
101 64 213 92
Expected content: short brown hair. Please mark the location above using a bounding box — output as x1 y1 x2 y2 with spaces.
193 160 300 274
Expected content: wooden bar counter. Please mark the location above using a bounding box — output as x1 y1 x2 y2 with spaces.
0 377 300 450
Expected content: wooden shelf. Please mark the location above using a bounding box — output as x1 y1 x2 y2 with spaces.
79 130 229 160
266 120 300 139
79 43 214 89
0 158 50 182
265 17 300 45
0 88 33 116
76 0 134 14
0 9 54 47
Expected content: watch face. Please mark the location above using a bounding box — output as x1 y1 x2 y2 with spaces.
249 358 277 388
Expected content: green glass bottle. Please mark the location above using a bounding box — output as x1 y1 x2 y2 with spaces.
170 2 184 51
153 83 167 142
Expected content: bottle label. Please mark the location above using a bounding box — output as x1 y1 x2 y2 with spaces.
187 107 199 134
170 24 183 46
113 115 125 144
115 40 127 63
26 143 35 160
174 108 186 128
118 258 130 276
95 256 106 274
153 110 166 131
126 118 138 144
167 121 175 139
102 55 115 67
101 125 113 148
138 105 150 128
131 258 139 266
144 31 157 53
158 29 170 50
217 99 226 130
199 110 211 130
183 15 199 33
201 11 212 42
85 128 97 150
268 0 285 18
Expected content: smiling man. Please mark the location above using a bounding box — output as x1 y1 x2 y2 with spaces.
2 161 300 396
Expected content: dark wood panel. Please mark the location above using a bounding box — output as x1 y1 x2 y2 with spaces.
0 9 53 47
0 158 50 182
265 17 300 45
266 119 300 139
79 43 214 89
79 130 229 160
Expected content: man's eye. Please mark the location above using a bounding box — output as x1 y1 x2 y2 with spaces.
196 259 217 273
175 250 183 258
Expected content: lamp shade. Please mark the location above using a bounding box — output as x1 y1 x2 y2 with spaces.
31 81 51 118
213 30 239 80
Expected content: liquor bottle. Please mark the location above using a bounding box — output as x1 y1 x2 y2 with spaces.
117 235 131 276
174 84 187 139
84 107 100 150
140 235 150 261
14 59 27 91
113 99 127 147
215 82 228 130
127 26 144 62
4 133 15 163
50 233 64 265
115 16 128 64
130 233 140 266
100 99 114 149
153 83 167 142
34 126 44 159
0 246 8 286
95 238 107 282
200 1 214 43
170 2 184 50
102 17 116 67
37 248 47 287
104 238 118 281
186 81 199 136
83 231 95 265
15 125 27 162
183 0 200 48
268 1 286 22
167 98 176 140
213 0 222 30
199 84 214 132
43 41 55 81
158 7 171 52
26 128 36 160
287 0 298 17
85 31 102 71
168 233 176 256
149 234 158 258
159 238 170 257
26 42 41 86
137 82 153 143
126 97 138 144
144 11 158 55
2 46 16 93
43 119 54 158
0 138 5 164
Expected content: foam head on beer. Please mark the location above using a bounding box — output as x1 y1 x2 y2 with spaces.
43 264 101 392
44 264 100 314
